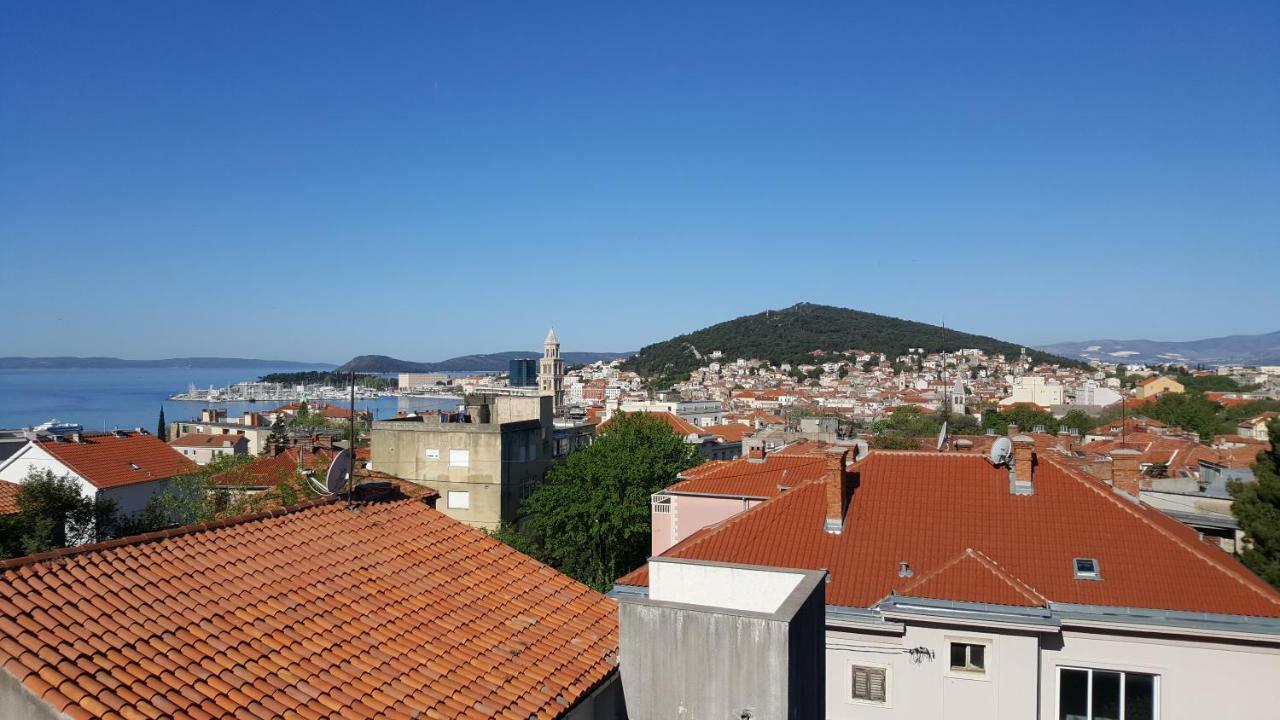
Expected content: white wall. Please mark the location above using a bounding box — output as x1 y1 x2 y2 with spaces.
824 623 1039 720
649 560 806 614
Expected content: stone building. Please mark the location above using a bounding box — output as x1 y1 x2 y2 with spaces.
539 327 566 415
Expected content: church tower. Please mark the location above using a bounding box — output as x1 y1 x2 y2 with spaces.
539 327 566 415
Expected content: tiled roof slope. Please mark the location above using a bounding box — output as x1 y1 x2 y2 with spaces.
666 455 828 499
618 452 1280 618
33 432 197 489
0 480 19 515
0 497 617 719
211 447 336 488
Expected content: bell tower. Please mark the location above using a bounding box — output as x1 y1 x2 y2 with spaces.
538 327 566 415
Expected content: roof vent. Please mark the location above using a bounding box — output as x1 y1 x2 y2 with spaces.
128 462 141 471
898 561 913 578
1073 557 1100 580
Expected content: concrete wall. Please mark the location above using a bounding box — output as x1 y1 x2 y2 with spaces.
618 561 826 719
0 668 67 720
370 397 553 529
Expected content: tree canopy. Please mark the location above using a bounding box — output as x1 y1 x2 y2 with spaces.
494 412 702 591
0 470 117 558
1230 421 1280 590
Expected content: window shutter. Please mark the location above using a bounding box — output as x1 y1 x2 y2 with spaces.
851 666 886 703
868 668 886 702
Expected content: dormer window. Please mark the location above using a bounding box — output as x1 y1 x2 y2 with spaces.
1074 557 1100 580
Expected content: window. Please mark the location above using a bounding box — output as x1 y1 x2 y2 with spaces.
424 448 439 461
447 491 470 509
1058 667 1156 720
851 665 886 703
949 642 986 673
448 449 469 468
1074 558 1101 580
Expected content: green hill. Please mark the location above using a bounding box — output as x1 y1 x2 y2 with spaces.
625 303 1078 382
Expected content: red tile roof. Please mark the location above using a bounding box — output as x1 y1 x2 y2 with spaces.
210 447 336 488
168 433 249 449
666 455 829 499
0 481 18 515
28 432 197 489
599 411 704 438
701 423 754 443
618 451 1280 617
0 495 617 719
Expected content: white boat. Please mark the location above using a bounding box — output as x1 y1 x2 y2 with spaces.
30 419 83 435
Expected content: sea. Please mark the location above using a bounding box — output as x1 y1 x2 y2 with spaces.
0 367 460 432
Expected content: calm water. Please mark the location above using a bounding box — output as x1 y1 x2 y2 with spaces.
0 367 459 431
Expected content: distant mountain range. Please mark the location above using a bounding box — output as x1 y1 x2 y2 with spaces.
0 357 334 370
1039 330 1280 367
624 302 1081 382
336 351 634 374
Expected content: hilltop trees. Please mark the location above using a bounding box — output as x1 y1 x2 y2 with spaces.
1231 422 1280 590
494 412 702 591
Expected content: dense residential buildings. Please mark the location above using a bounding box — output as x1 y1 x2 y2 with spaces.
369 394 553 530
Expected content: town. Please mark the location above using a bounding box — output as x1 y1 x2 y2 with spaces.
1 321 1279 718
4 2 1279 718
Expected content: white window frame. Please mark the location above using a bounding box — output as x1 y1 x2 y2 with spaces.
945 636 993 681
1054 665 1160 720
847 661 891 708
448 449 469 468
446 490 470 510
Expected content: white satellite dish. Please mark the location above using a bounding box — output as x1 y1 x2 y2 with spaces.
989 436 1013 466
936 421 948 451
325 448 354 494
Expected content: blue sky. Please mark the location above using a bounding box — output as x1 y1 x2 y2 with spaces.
2 2 1277 363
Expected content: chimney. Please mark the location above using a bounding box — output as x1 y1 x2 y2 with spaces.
1007 423 1020 437
1010 435 1034 494
745 437 767 463
1110 448 1142 501
824 447 852 534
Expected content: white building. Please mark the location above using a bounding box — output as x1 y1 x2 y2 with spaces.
616 444 1280 719
0 430 198 523
1002 375 1064 407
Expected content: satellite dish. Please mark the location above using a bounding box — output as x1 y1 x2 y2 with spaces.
325 448 353 494
936 421 948 451
989 436 1013 466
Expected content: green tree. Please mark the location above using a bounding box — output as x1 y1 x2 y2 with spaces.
156 406 167 441
0 469 118 557
1230 421 1280 589
870 433 920 450
494 412 702 591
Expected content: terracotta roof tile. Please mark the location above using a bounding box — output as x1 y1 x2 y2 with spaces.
0 496 617 718
168 434 248 449
16 433 196 490
0 480 19 515
621 451 1280 618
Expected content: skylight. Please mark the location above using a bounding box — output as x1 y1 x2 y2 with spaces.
1073 557 1100 580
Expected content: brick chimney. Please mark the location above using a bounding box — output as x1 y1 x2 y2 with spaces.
824 447 852 534
1010 435 1034 494
1007 423 1020 437
745 437 767 463
1110 448 1142 501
